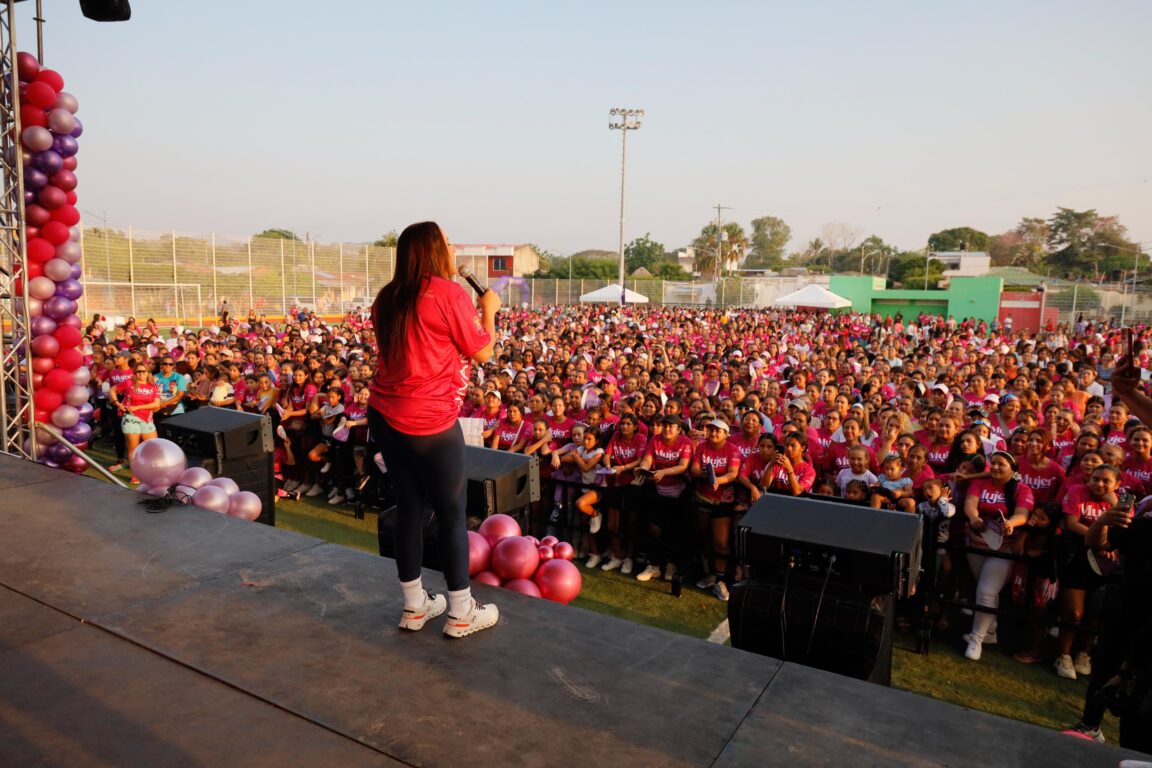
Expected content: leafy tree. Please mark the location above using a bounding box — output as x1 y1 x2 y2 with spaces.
624 233 667 274
852 235 897 276
745 216 791 270
988 218 1049 269
889 252 945 288
651 262 692 279
928 227 989 252
1046 207 1140 278
373 230 399 248
254 228 300 241
692 222 747 279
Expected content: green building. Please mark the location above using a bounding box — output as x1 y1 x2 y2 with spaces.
829 275 1003 323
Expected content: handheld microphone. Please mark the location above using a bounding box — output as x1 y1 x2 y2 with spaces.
457 264 487 296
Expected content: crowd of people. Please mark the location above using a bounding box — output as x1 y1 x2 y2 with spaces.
81 300 1151 750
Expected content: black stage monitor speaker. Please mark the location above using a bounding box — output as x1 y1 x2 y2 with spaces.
734 494 922 599
378 445 541 569
159 407 275 526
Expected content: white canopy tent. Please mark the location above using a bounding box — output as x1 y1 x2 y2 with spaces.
579 285 650 304
773 284 852 309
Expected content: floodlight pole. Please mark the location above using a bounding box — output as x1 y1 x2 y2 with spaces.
609 108 643 307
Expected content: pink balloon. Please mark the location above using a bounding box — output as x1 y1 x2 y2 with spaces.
472 570 501 587
227 491 262 521
553 541 575 561
503 578 541 598
491 536 540 581
206 476 240 496
28 276 56 301
192 484 230 514
178 466 213 489
537 545 554 562
534 559 582 604
478 513 521 548
50 404 78 429
130 438 187 488
467 530 492 576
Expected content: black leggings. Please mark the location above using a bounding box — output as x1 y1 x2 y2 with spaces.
368 408 469 591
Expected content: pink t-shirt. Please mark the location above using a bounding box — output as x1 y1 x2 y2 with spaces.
693 441 742 504
965 478 1035 550
1017 456 1066 506
369 276 490 435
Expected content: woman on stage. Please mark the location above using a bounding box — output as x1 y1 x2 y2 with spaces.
369 221 501 638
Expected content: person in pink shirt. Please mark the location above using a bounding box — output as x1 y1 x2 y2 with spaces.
690 418 742 601
368 222 500 639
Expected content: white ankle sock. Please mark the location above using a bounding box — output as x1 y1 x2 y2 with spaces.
400 578 425 611
448 588 472 617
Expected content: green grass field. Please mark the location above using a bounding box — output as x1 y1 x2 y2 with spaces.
83 441 1117 744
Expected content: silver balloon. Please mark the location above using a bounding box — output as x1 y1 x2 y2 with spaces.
21 126 53 152
69 226 81 242
47 109 76 136
43 258 71 282
65 384 90 407
56 241 82 264
54 91 79 114
26 297 43 317
71 366 91 386
34 425 56 445
28 276 56 301
51 404 80 429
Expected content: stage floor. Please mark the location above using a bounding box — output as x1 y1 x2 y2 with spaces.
0 453 1137 767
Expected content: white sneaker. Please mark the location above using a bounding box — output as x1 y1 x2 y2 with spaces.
965 638 982 661
589 513 602 534
713 581 730 601
373 453 388 473
283 479 300 493
328 494 346 505
398 592 445 631
585 554 602 569
600 557 624 572
1055 654 1077 679
443 598 499 638
320 462 332 474
696 573 717 589
635 564 661 582
621 557 634 575
304 483 325 497
276 425 288 441
663 563 678 581
1074 652 1092 676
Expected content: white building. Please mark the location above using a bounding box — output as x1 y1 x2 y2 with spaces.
933 251 991 277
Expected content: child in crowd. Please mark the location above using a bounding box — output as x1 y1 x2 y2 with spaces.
836 445 878 497
871 454 916 512
842 479 870 506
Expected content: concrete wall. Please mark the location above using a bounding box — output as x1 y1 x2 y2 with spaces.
830 275 1003 322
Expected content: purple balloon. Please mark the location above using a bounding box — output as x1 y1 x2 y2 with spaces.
70 117 83 138
43 295 75 321
63 421 92 444
46 441 71 463
53 135 78 158
24 190 37 205
30 315 57 337
35 149 63 174
41 459 61 469
24 166 48 189
56 279 83 301
76 401 94 421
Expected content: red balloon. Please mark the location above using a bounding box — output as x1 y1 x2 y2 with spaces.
540 535 559 548
32 408 50 424
53 325 82 348
43 367 73 393
35 69 64 92
62 155 77 171
27 237 55 263
467 530 492 576
41 221 69 245
50 171 77 192
478 513 521 548
31 372 44 389
503 578 541 598
37 185 66 210
64 190 77 206
64 454 88 474
553 541 575 561
524 535 539 547
26 225 40 239
31 356 55 375
25 260 43 279
534 559 582 605
25 81 56 109
20 104 46 128
16 51 39 81
55 348 83 371
33 388 62 412
491 536 541 581
50 205 80 226
537 545 554 562
472 570 501 587
25 204 51 228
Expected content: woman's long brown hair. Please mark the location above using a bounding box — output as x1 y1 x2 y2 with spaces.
373 222 454 368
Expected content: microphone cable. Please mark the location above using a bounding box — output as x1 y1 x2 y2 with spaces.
805 554 837 663
779 554 795 662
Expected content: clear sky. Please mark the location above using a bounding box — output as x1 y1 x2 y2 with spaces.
19 0 1151 256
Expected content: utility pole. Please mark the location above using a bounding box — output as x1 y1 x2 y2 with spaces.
609 108 644 306
715 204 732 279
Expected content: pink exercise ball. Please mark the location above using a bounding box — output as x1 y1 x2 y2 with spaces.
503 578 541 598
227 491 262 521
537 545 554 562
178 466 213 490
205 476 240 496
130 438 187 489
467 530 492 576
553 541 575 561
472 570 501 587
192 485 230 514
490 536 540 582
478 513 521 547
